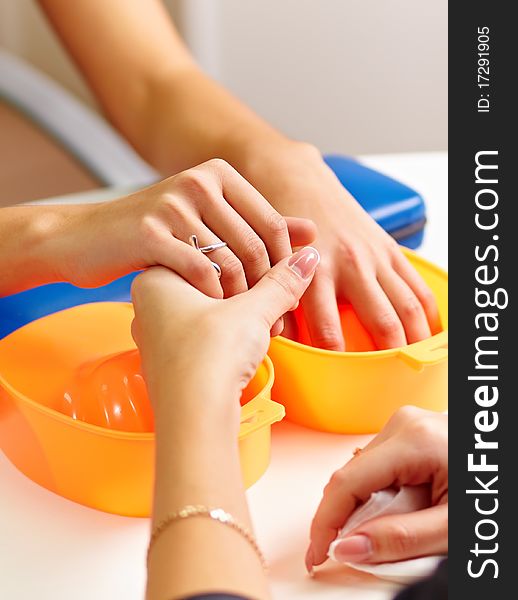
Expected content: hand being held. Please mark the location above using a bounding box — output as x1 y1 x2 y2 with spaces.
307 407 448 571
56 159 316 298
131 246 320 415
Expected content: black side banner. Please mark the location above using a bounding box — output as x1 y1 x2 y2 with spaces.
449 2 515 596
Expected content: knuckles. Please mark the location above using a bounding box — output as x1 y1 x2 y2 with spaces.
241 232 268 266
419 286 437 311
218 253 246 284
204 157 232 172
390 406 447 447
400 295 423 320
390 405 424 426
265 211 289 240
337 241 364 273
137 214 163 249
173 168 214 199
311 324 344 351
325 468 348 494
372 312 402 341
380 520 419 558
188 257 219 284
263 269 300 304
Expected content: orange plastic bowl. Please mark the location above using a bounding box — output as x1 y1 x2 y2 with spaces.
0 303 283 517
268 249 448 434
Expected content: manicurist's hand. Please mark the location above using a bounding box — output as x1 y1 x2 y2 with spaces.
131 247 319 600
306 407 448 571
237 143 442 351
131 245 320 415
0 160 315 297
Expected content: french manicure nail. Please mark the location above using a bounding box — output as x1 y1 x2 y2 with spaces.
332 535 372 563
289 246 320 279
304 544 315 576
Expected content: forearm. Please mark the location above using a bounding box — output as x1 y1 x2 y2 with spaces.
38 0 292 176
147 375 269 600
0 206 70 295
142 67 290 175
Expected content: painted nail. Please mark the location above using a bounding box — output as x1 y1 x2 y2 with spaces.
332 535 372 563
304 544 315 576
289 246 320 279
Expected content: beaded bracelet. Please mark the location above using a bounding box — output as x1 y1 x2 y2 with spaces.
147 505 267 570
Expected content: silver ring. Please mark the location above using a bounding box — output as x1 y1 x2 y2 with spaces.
200 241 228 254
189 234 226 279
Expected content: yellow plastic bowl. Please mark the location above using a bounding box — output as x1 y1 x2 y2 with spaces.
0 303 283 517
268 249 448 434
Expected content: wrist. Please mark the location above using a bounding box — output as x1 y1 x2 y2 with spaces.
235 139 322 187
232 140 328 217
44 203 106 284
0 205 78 293
149 361 243 435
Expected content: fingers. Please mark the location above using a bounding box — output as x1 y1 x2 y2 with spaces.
308 408 448 569
301 272 345 351
285 217 318 248
377 271 431 344
331 504 448 564
241 246 320 330
347 275 407 350
207 159 293 265
148 232 224 299
167 160 292 297
309 443 403 567
392 252 442 335
202 201 274 291
271 317 285 337
189 223 249 297
280 311 299 341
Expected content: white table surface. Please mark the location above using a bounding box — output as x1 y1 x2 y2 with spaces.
0 152 447 600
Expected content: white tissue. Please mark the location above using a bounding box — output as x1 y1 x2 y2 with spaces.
327 486 444 584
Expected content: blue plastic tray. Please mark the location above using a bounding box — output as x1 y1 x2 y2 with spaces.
0 156 426 339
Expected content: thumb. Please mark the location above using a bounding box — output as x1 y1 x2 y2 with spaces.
330 504 448 564
241 246 320 330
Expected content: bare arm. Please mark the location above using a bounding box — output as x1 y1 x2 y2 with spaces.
0 162 315 297
37 0 284 174
131 251 319 598
145 377 266 600
37 0 441 352
0 205 68 294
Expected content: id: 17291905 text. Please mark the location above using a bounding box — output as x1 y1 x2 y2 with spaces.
477 26 490 113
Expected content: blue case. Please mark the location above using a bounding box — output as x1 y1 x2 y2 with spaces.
0 155 426 339
324 155 426 249
0 273 138 340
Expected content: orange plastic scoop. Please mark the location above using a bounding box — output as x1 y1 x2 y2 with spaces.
61 349 154 432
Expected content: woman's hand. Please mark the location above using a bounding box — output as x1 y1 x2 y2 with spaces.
16 159 315 298
131 245 320 417
237 143 442 351
131 245 319 600
306 407 448 570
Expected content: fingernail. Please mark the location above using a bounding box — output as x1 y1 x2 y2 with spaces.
331 535 372 563
289 246 320 279
304 544 315 576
